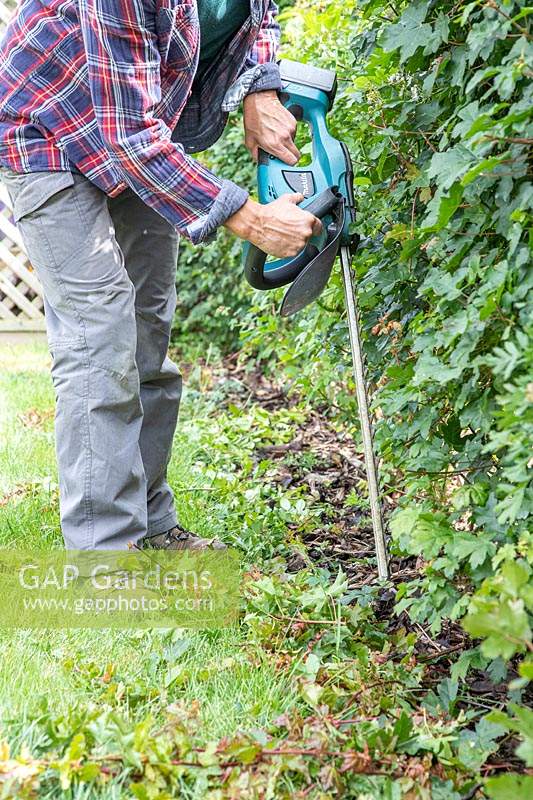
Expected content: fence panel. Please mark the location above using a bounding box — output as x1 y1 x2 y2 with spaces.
0 0 46 334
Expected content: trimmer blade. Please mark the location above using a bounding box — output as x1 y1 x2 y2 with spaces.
339 245 389 579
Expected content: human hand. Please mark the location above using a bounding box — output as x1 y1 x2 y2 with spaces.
243 90 301 165
225 194 322 258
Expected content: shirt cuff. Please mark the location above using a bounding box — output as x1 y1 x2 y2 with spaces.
222 62 282 112
186 179 249 244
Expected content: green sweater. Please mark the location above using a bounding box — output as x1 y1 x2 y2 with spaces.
197 0 250 68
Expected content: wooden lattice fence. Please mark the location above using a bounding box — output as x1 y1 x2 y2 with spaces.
0 0 46 335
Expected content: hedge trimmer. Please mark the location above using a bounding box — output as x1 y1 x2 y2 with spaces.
243 60 389 580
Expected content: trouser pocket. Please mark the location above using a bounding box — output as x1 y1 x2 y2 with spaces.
0 170 131 363
1 169 108 273
9 170 75 223
0 170 81 328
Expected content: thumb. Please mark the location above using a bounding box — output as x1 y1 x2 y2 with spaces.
284 192 305 205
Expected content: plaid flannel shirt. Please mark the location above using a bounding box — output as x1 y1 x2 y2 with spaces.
0 1 281 243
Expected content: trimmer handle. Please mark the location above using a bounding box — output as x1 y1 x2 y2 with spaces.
243 187 341 290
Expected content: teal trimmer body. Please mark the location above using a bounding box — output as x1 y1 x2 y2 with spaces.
243 60 356 313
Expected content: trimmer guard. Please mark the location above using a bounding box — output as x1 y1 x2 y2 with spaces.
280 200 345 317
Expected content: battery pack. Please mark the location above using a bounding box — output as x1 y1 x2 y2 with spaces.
279 59 337 107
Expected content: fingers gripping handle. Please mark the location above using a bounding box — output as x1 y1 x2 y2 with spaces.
257 103 303 167
243 187 341 290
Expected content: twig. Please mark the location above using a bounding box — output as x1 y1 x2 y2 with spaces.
266 611 344 626
403 464 492 476
418 643 466 662
349 679 404 704
484 0 533 40
368 121 438 151
411 188 420 238
415 622 440 651
483 135 533 145
332 716 386 727
481 761 526 773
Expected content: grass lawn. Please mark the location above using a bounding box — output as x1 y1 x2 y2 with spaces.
0 343 299 798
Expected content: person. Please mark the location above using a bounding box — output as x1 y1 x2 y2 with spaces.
0 1 321 551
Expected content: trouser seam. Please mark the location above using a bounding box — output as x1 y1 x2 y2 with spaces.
35 205 94 548
83 345 94 549
92 359 137 383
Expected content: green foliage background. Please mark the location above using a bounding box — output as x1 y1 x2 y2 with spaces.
174 0 532 790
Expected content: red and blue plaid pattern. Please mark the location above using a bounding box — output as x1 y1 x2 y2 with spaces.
0 1 281 243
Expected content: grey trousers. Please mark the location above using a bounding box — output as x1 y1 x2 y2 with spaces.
1 168 182 549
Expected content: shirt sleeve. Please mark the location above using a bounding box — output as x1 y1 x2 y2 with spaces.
78 0 248 244
222 1 282 112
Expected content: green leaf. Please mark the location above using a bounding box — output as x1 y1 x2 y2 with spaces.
393 710 414 748
485 774 533 800
197 740 219 767
516 736 533 768
130 784 150 800
457 717 504 771
464 597 532 660
299 681 324 707
427 146 475 190
422 182 464 230
413 352 463 385
381 3 432 63
67 733 86 761
518 660 533 681
461 156 508 186
78 763 101 782
224 737 262 765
